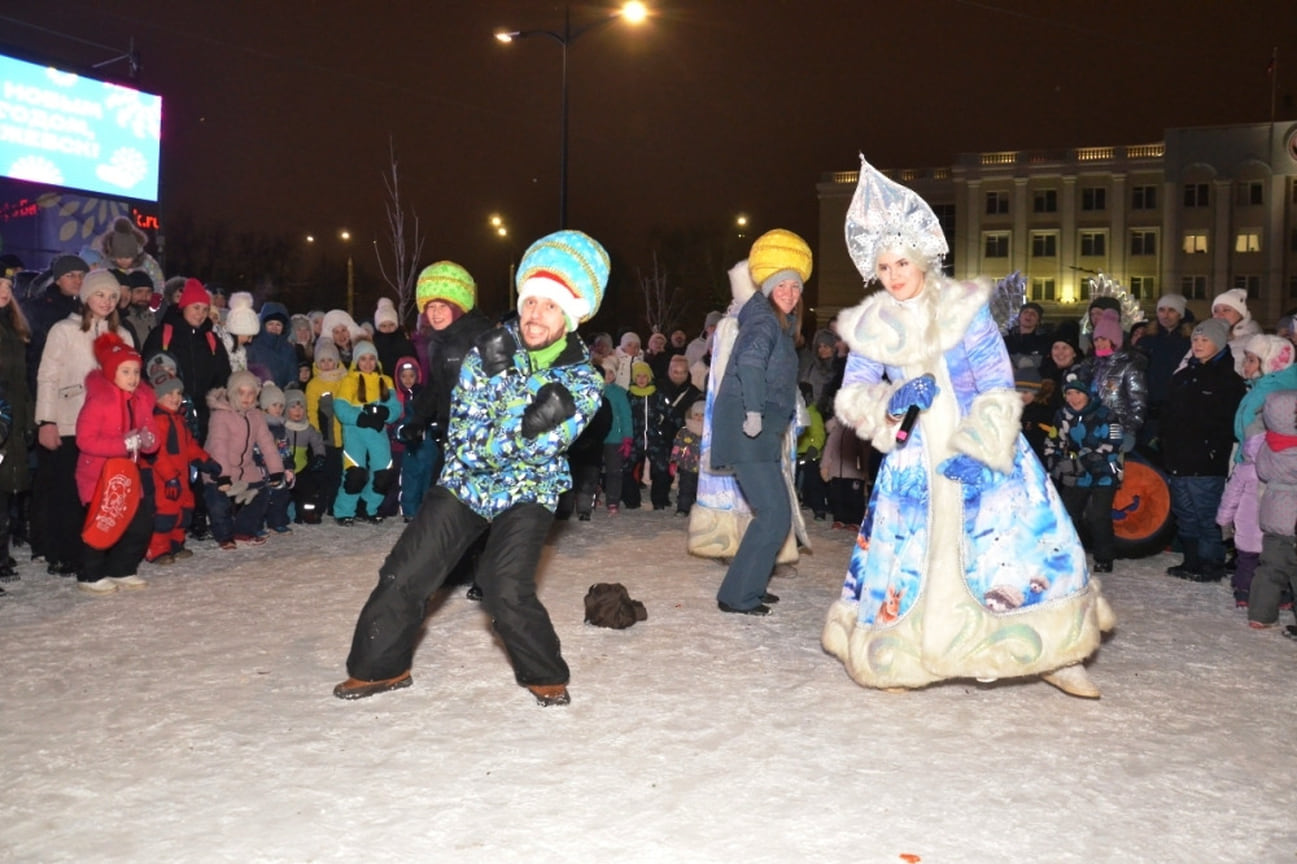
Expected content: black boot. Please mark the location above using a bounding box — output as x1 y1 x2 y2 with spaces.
1167 542 1202 579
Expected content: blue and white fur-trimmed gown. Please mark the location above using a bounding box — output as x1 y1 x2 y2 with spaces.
822 277 1114 690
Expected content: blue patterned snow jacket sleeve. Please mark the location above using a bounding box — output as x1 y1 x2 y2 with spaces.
439 323 603 518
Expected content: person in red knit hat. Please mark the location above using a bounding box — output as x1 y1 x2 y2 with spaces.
74 332 160 594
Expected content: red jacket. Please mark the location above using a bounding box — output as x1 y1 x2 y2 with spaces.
75 372 159 505
148 404 211 512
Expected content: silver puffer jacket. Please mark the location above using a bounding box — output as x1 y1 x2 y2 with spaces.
1079 348 1148 437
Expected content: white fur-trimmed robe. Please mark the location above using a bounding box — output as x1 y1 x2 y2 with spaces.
822 278 1114 690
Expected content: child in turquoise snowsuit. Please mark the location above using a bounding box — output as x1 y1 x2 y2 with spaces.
332 340 401 523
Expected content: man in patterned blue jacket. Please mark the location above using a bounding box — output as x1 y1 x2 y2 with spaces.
334 231 609 707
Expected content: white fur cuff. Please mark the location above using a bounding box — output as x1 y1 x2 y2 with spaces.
948 387 1022 474
834 381 900 454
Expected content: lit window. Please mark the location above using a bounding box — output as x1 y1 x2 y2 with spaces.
1183 233 1208 254
1234 232 1261 253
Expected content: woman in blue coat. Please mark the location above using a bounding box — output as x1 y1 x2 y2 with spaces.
709 229 811 616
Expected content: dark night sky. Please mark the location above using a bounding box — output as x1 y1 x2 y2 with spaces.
5 0 1296 319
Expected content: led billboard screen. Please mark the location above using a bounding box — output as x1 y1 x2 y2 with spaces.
0 52 162 202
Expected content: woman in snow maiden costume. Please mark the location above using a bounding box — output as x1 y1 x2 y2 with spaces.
335 230 609 707
710 229 812 615
821 157 1115 698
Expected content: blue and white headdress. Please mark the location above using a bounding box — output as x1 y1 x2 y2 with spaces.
844 154 948 281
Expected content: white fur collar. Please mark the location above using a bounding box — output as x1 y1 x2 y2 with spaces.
838 277 990 366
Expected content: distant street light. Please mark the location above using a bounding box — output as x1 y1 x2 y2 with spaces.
489 213 517 308
735 214 749 239
494 2 649 229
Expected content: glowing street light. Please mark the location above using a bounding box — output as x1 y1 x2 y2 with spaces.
489 213 517 307
494 2 650 229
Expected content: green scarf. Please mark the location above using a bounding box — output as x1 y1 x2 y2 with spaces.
526 335 567 371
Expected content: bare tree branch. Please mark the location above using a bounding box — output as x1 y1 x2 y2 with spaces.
373 136 426 327
636 250 688 334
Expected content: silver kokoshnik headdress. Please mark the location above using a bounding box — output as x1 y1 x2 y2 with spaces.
844 154 948 281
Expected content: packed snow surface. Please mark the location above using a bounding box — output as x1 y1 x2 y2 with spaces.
2 511 1294 863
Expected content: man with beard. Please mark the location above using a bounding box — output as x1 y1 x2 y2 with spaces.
334 230 609 707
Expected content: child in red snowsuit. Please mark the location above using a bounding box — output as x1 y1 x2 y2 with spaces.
145 374 215 564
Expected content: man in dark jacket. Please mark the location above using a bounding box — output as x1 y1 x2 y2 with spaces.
21 254 87 395
1134 292 1194 459
335 231 609 708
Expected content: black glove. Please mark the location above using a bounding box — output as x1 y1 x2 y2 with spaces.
521 383 577 439
196 459 223 477
164 478 181 501
476 327 518 378
266 472 285 489
215 475 232 489
357 403 390 430
308 454 326 473
1081 452 1112 476
397 422 425 444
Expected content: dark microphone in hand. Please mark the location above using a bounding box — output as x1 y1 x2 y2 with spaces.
895 374 935 448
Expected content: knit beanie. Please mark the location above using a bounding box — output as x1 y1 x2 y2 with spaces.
1192 318 1231 353
285 389 307 413
290 313 312 339
1088 296 1121 316
748 229 812 296
812 328 836 352
1156 293 1187 317
1243 334 1295 376
313 337 341 367
80 269 122 305
416 261 477 315
351 340 379 370
631 360 653 381
178 278 210 309
259 383 286 410
101 217 142 261
515 230 610 329
374 297 401 329
1211 288 1249 320
1091 308 1124 348
227 369 261 397
703 310 724 331
50 254 89 280
1062 369 1090 395
93 331 141 382
225 292 260 336
145 351 180 387
153 375 184 400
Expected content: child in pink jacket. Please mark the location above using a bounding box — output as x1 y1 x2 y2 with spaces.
203 370 286 550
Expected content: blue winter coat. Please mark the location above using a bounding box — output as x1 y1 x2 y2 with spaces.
246 303 297 389
709 293 798 469
439 324 603 518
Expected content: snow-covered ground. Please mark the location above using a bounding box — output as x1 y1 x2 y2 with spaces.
1 508 1295 864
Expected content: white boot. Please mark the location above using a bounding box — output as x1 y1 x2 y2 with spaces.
1041 664 1100 699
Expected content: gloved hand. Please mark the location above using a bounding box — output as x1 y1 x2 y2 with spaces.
397 422 424 444
938 454 994 491
476 328 518 378
164 478 181 501
357 403 390 430
137 425 157 451
521 383 576 439
123 430 142 452
266 472 285 489
196 459 223 477
215 475 233 492
307 454 325 473
1081 452 1112 476
804 445 820 461
887 375 939 417
618 437 633 460
742 412 762 438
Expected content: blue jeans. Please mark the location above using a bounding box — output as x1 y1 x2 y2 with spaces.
717 460 790 610
1168 474 1227 565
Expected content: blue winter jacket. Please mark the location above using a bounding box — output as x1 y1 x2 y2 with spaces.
709 293 798 469
440 323 603 518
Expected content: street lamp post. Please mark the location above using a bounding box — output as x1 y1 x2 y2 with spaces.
489 214 517 309
306 228 354 314
495 2 648 230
